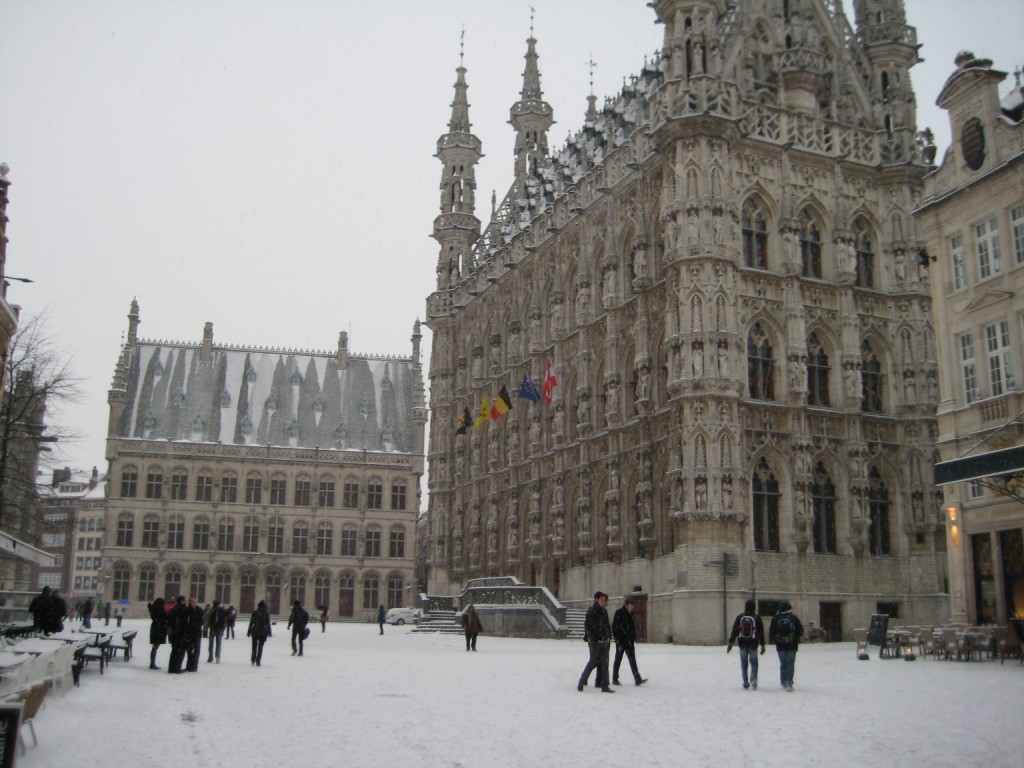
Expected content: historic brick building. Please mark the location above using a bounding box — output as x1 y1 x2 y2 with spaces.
103 301 426 618
425 0 948 643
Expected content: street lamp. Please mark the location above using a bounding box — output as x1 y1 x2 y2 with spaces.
1 276 33 284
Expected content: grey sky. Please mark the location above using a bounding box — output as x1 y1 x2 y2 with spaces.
0 0 1020 473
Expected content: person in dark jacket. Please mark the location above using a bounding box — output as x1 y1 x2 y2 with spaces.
377 605 386 635
247 600 272 666
578 592 615 693
81 596 94 629
461 605 483 652
319 606 328 633
28 586 51 631
205 600 228 663
611 597 647 686
44 590 67 634
768 599 804 692
287 600 309 656
167 596 189 674
183 597 205 671
148 597 169 670
727 599 766 690
103 600 112 626
225 605 237 639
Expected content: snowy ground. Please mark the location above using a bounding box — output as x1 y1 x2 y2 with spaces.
14 619 1024 768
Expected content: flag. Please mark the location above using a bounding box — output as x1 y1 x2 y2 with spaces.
491 386 513 420
455 407 471 435
518 372 541 403
475 397 491 429
542 360 558 403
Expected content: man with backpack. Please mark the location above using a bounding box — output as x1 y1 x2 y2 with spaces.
726 599 765 690
287 600 310 656
768 599 804 692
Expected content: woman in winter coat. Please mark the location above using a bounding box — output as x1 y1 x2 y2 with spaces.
247 600 272 666
148 597 169 670
461 605 483 652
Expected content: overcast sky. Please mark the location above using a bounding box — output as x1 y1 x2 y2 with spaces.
1 0 1020 476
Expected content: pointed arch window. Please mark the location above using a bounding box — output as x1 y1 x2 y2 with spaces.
314 571 332 611
854 218 875 287
215 568 232 604
806 332 830 407
861 340 883 413
138 565 157 602
752 457 780 552
165 567 182 598
742 199 768 269
811 463 837 554
800 209 822 278
747 323 775 400
868 467 891 556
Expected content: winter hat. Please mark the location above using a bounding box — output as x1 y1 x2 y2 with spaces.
293 600 301 608
744 599 756 614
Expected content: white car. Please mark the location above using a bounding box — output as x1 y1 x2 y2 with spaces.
385 607 421 625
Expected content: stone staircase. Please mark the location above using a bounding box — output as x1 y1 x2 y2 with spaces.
565 609 586 640
411 610 464 635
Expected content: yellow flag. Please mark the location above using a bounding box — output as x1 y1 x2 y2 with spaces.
475 397 491 429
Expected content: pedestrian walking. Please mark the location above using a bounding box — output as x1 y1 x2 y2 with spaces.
226 605 237 639
578 591 615 693
148 597 168 669
461 605 483 651
183 597 205 672
768 599 804 692
727 599 766 690
167 596 189 674
81 596 94 629
319 606 328 632
377 604 386 635
287 600 309 656
247 600 272 666
27 586 51 631
104 600 112 626
205 600 228 663
611 597 647 686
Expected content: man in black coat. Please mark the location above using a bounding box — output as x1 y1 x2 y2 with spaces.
183 597 205 671
287 600 309 656
28 586 50 631
768 599 804 692
577 592 615 693
612 597 647 686
167 596 189 674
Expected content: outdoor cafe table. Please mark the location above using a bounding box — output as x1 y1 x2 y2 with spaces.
0 651 30 672
884 630 913 657
7 638 70 656
49 630 106 645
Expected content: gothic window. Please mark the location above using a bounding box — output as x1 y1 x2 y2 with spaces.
868 467 891 556
363 573 379 611
294 476 312 506
165 567 182 598
190 568 207 603
116 513 134 547
292 521 309 555
387 573 404 609
806 332 830 407
367 481 383 510
800 209 822 279
811 463 837 554
854 218 874 288
365 527 382 557
314 571 331 610
318 478 336 507
269 475 287 506
317 521 333 556
145 469 163 499
267 517 284 554
167 516 185 549
196 473 213 502
121 466 138 498
192 517 211 550
742 199 768 269
341 525 358 557
861 340 883 412
343 481 359 509
112 564 131 601
220 472 238 503
747 322 775 400
217 519 234 551
391 482 407 510
389 526 406 558
141 515 160 549
290 571 306 606
242 517 260 552
170 471 188 501
752 457 779 552
245 474 263 504
215 569 232 604
138 565 156 601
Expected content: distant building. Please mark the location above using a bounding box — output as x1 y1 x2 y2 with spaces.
916 53 1024 624
103 302 426 617
425 0 948 642
36 467 105 602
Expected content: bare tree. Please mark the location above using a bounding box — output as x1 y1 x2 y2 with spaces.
0 310 84 538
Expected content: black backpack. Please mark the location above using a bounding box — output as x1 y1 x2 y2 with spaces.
775 613 796 644
739 615 757 640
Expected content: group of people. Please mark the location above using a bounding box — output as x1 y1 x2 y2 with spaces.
147 597 239 672
579 591 805 693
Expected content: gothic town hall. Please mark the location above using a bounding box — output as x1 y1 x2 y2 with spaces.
425 0 948 644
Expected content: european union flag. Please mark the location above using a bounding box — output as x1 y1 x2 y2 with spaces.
518 372 541 403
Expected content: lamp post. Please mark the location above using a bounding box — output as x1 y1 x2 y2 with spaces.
945 502 968 623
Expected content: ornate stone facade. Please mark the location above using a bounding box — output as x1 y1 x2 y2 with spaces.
426 0 949 643
103 302 426 619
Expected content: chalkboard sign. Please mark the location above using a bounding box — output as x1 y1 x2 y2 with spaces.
0 704 23 768
867 614 889 647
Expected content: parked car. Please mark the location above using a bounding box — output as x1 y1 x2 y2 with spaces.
385 607 421 625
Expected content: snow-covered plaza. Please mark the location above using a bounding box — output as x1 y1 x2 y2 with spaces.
14 619 1024 768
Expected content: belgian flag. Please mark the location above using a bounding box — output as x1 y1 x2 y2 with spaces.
490 386 513 420
455 407 471 435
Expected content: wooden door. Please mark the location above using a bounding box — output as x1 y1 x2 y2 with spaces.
820 601 842 642
631 594 649 643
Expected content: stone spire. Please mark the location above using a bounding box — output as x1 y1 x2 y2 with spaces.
509 11 553 199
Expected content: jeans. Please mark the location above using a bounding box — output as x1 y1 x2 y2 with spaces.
207 630 223 661
739 645 759 685
613 641 642 683
579 641 611 688
251 637 266 665
777 648 797 686
291 628 305 654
